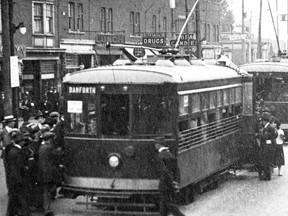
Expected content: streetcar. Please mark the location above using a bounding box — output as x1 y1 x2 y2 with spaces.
240 61 288 133
61 51 254 214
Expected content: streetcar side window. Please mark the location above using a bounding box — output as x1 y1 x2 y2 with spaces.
133 95 172 135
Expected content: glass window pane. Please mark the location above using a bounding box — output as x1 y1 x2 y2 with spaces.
229 88 235 104
235 87 242 103
179 95 189 115
217 90 223 107
223 89 229 106
191 94 200 113
201 92 209 111
209 91 216 109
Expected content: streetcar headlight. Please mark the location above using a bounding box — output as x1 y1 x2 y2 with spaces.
108 154 120 168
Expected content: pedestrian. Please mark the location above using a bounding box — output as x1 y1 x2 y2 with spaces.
0 115 17 190
5 129 31 216
274 119 285 176
32 110 45 132
38 131 62 216
20 94 33 122
155 137 185 216
257 112 278 181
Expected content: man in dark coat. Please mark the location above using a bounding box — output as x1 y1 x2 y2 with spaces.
0 115 16 191
155 138 184 216
38 132 62 216
5 129 31 216
257 112 278 181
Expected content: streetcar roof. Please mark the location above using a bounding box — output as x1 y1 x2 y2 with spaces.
240 62 288 73
63 64 243 84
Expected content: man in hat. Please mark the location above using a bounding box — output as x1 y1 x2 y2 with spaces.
0 115 16 191
257 112 278 180
32 110 45 131
154 138 184 216
6 129 31 216
38 131 62 216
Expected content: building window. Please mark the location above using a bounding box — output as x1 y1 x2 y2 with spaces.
100 7 113 33
135 12 140 36
34 3 43 33
33 2 54 34
130 12 135 35
100 7 106 32
69 2 75 31
46 4 53 33
107 8 113 32
152 15 157 33
130 11 140 36
77 3 83 31
207 24 211 42
213 24 217 42
163 17 167 36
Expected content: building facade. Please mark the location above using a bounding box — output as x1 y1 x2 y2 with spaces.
0 0 222 119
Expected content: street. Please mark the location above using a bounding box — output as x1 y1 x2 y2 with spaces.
0 147 288 216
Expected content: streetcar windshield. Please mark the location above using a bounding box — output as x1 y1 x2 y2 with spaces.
66 93 173 136
255 76 288 101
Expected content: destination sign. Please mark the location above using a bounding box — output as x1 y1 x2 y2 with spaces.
69 86 96 94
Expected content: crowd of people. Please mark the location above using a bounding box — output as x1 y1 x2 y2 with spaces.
0 110 65 216
255 111 285 181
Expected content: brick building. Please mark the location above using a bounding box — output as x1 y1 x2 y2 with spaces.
0 0 222 119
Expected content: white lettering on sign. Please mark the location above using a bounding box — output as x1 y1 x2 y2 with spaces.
69 86 96 94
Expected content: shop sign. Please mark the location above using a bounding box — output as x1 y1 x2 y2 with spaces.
142 36 166 47
95 34 125 44
133 48 145 58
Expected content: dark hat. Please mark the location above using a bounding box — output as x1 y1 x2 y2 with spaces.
43 117 56 128
35 110 44 119
42 131 55 140
49 111 60 118
9 129 24 143
2 115 16 123
261 112 271 122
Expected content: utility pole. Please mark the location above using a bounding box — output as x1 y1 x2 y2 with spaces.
9 0 19 127
1 0 13 118
196 1 201 58
241 0 246 64
185 0 190 57
257 0 262 59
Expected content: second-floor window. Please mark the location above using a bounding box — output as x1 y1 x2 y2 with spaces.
100 7 113 33
163 17 167 36
152 15 157 33
69 2 83 31
33 2 54 34
130 11 140 36
69 3 75 30
77 3 83 31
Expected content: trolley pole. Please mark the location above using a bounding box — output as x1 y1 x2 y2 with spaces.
241 0 246 64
